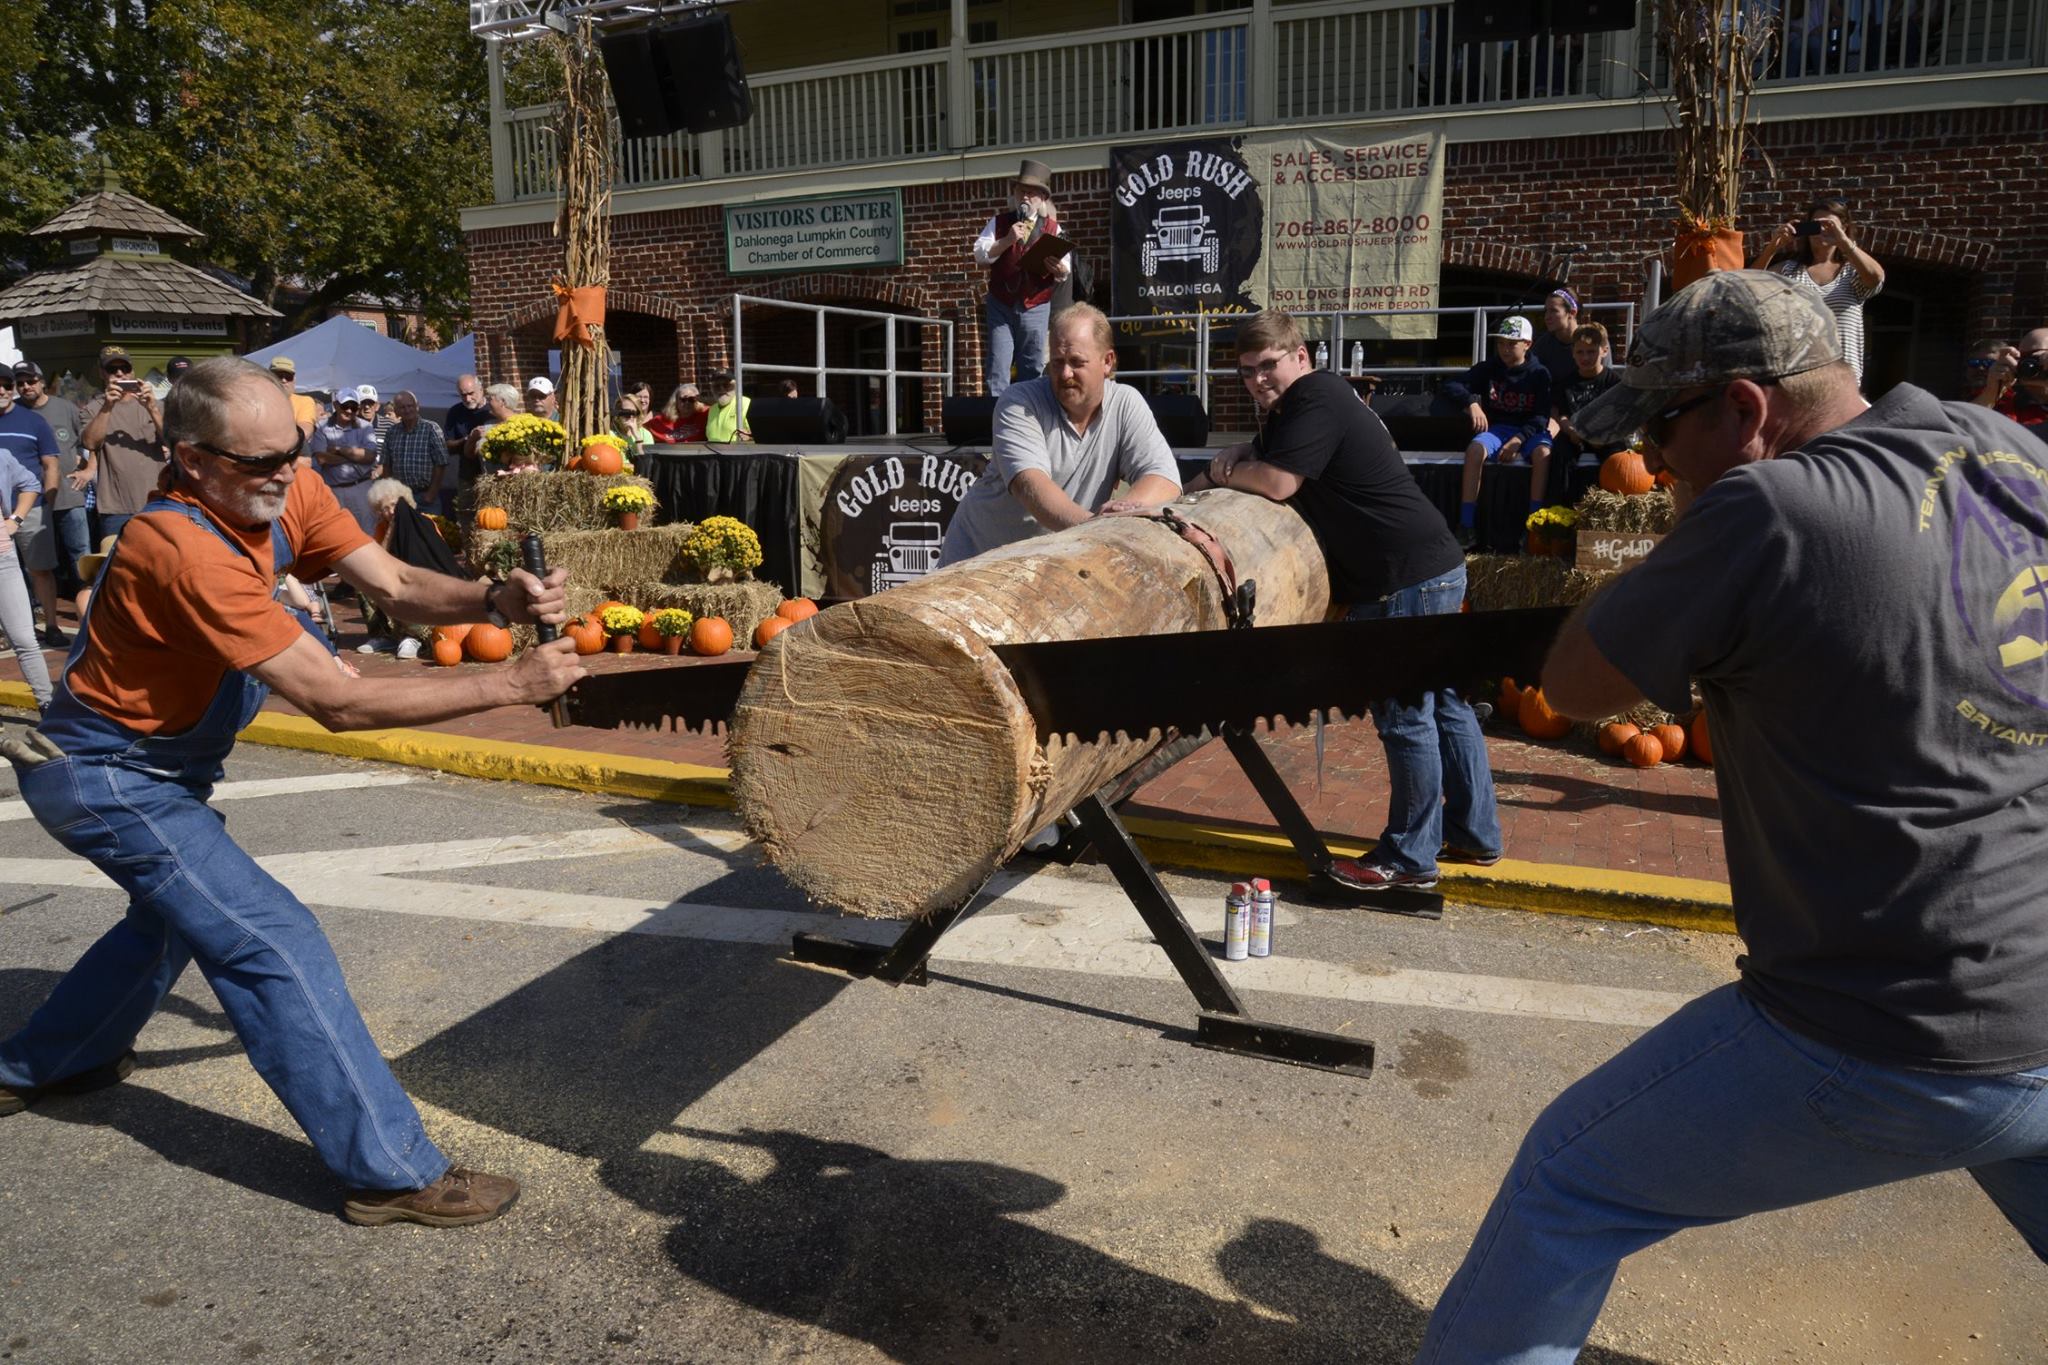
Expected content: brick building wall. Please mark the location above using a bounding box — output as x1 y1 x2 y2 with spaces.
465 103 2048 436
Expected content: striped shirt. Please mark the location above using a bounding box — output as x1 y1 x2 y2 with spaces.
1776 260 1881 384
379 418 447 490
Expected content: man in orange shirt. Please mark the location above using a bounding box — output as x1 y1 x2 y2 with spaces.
0 358 585 1227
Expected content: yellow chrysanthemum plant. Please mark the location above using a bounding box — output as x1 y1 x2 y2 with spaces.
679 515 764 581
480 414 568 470
651 607 695 638
599 604 645 637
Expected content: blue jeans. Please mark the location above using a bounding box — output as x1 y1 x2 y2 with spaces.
1345 563 1500 873
49 505 90 593
985 296 1049 396
96 511 133 544
1418 984 2048 1362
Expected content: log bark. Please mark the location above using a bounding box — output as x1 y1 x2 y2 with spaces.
729 490 1329 919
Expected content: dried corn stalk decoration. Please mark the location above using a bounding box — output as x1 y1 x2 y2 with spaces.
550 18 614 450
1654 0 1779 231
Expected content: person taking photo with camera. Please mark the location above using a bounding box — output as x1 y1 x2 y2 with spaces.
1972 327 2048 433
1749 195 1886 384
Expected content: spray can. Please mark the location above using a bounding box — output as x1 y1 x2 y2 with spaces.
1250 877 1275 957
1224 882 1251 962
1348 341 1365 377
1314 341 1331 371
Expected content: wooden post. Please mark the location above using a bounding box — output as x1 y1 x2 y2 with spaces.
729 491 1330 919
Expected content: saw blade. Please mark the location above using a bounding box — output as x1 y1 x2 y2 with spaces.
561 659 753 734
992 606 1571 745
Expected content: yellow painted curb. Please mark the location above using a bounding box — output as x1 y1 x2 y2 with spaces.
0 680 1733 932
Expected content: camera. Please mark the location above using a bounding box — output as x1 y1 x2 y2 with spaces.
1793 221 1824 237
116 378 143 394
2020 354 2046 381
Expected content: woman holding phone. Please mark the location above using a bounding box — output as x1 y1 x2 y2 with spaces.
1749 195 1886 383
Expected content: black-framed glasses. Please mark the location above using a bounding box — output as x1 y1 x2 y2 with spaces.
188 432 306 476
104 363 133 376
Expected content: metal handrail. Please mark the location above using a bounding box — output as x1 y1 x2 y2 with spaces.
730 294 956 436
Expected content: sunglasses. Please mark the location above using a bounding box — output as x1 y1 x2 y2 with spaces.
188 431 306 476
104 364 133 376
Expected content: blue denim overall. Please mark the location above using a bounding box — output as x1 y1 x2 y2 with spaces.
0 496 448 1191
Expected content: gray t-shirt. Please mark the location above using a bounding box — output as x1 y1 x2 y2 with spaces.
26 396 85 510
1589 385 2048 1074
939 378 1179 565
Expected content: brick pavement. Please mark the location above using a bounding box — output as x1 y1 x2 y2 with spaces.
1 596 1726 886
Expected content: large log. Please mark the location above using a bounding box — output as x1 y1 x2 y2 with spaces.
728 489 1330 918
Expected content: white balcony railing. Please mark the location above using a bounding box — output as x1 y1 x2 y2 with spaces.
488 0 2044 203
970 13 1249 147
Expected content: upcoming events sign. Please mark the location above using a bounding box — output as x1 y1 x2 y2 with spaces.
725 190 904 276
1111 125 1444 339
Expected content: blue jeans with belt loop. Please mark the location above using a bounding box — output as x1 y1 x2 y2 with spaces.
1417 983 2048 1362
0 495 449 1193
985 295 1049 396
1344 563 1501 874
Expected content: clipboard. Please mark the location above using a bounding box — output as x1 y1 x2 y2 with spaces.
1019 228 1072 277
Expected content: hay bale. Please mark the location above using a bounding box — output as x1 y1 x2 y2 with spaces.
1464 553 1614 613
511 578 784 651
473 523 696 594
1573 487 1676 534
468 470 657 534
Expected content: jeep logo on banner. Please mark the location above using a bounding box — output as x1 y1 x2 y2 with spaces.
817 453 986 599
1109 138 1264 322
1111 127 1444 340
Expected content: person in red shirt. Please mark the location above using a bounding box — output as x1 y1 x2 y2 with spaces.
0 357 584 1228
1972 327 2048 431
648 382 709 444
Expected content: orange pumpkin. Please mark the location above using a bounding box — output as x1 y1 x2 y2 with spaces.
1650 722 1687 763
1690 711 1713 766
430 637 464 667
1517 686 1573 741
638 618 666 649
465 621 514 663
753 616 791 649
777 598 819 622
1622 732 1664 767
581 445 624 477
590 600 627 625
689 616 734 656
1497 676 1521 716
1598 721 1640 756
432 623 472 647
476 506 508 531
564 618 606 655
1599 448 1655 496
1655 469 1677 488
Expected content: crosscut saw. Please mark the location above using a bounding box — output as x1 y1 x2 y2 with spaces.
560 605 1573 740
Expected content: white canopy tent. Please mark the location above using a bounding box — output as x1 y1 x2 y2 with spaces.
244 317 474 412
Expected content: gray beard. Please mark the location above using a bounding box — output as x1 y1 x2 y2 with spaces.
216 479 289 526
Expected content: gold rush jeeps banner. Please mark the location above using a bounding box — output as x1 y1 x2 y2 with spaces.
1110 126 1444 339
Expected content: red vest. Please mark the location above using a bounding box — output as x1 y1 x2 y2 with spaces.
987 209 1058 310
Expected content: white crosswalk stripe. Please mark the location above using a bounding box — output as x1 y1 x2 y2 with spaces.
0 771 415 823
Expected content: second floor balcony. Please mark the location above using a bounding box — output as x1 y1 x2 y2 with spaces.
481 0 2047 212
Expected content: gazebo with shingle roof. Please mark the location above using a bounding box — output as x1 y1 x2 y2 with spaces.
0 166 279 389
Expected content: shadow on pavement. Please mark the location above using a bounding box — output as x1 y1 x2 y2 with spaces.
1495 769 1719 821
600 1126 1668 1365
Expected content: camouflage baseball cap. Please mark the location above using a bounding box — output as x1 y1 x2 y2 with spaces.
1570 270 1843 447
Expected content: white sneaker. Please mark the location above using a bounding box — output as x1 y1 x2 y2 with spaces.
396 637 422 660
356 638 397 655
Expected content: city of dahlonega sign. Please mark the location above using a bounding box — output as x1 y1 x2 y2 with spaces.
726 190 904 276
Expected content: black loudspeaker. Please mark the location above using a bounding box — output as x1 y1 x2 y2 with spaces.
1453 0 1543 39
1544 0 1636 33
598 11 752 140
943 395 1000 446
1145 393 1210 449
750 396 848 445
655 10 753 135
599 31 678 139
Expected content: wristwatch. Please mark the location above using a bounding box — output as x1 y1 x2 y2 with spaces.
482 579 511 629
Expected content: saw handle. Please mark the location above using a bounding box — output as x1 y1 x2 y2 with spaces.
519 534 571 728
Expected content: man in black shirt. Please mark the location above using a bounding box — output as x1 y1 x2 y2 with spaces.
1186 310 1501 889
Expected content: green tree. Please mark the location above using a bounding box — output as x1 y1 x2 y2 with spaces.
2 0 493 339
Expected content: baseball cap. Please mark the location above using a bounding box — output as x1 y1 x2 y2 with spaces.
335 387 361 405
526 376 555 395
167 355 192 378
356 384 379 402
99 344 131 370
12 361 42 381
269 356 297 375
1493 316 1535 343
1570 269 1844 447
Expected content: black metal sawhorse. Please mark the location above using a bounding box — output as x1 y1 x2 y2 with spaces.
788 723 1440 1079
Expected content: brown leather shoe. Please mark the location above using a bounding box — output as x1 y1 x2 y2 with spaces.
342 1167 521 1228
0 1051 136 1117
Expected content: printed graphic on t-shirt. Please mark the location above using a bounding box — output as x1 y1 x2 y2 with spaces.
1924 442 2048 734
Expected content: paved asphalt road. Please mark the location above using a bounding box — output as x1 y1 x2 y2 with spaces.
0 745 2039 1365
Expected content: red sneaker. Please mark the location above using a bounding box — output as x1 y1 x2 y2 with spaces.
1329 859 1439 892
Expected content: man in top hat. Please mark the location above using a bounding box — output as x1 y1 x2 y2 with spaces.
77 345 165 543
972 157 1072 397
268 356 318 437
1416 271 2048 1359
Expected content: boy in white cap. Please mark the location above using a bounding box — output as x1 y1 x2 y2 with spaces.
1443 314 1554 548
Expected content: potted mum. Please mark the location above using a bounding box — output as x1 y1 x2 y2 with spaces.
678 514 764 583
603 484 655 531
649 607 694 655
600 603 645 653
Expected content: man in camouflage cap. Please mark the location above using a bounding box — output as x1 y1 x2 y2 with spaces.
1418 270 2048 1359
